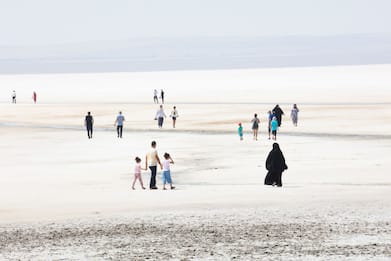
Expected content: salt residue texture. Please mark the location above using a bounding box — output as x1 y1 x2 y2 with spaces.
0 65 390 259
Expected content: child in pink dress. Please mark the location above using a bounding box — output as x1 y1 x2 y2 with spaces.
132 157 146 190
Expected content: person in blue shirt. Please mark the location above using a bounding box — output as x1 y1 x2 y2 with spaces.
267 110 274 140
271 116 278 140
114 111 125 138
238 123 243 141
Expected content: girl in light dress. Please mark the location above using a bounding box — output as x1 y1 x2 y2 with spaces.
132 157 146 190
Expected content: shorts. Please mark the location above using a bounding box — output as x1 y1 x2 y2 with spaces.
272 130 277 135
172 117 177 120
162 170 172 184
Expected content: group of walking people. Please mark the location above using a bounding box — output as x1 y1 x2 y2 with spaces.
84 111 126 139
155 105 179 128
10 90 37 104
238 104 299 187
241 104 299 141
83 105 179 139
153 89 165 104
132 141 175 190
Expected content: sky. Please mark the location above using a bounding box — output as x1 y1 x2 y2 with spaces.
0 0 391 45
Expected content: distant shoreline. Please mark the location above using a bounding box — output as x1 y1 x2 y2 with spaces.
1 34 391 74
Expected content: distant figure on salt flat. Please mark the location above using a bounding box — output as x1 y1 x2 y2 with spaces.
32 91 37 104
132 157 146 190
153 89 158 104
271 116 278 140
251 113 260 140
160 89 165 104
114 111 125 138
169 106 179 128
264 143 288 187
12 90 16 104
238 123 243 141
162 152 175 190
267 110 274 140
84 112 94 139
272 104 284 127
145 141 162 190
291 104 299 126
155 105 166 128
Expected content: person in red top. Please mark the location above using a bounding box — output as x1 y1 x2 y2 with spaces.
32 91 37 103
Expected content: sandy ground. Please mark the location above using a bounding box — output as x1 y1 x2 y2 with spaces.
0 65 391 260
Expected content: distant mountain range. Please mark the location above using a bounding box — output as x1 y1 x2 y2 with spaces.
1 34 390 74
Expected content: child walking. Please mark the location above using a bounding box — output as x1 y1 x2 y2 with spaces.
271 116 278 140
238 123 243 140
162 153 175 190
132 157 146 190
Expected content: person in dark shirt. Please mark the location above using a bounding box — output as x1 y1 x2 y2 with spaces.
264 143 288 187
272 104 284 127
160 89 165 104
85 112 94 139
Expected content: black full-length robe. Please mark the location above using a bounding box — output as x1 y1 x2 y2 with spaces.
265 143 288 186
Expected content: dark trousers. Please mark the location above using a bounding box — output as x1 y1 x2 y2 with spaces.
86 126 93 138
149 166 157 188
117 125 123 138
158 117 164 128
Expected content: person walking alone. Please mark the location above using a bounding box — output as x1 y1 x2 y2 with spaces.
12 90 16 104
264 143 288 187
291 104 299 126
251 113 260 140
85 112 94 139
155 105 166 128
170 106 179 128
32 91 37 104
114 111 125 138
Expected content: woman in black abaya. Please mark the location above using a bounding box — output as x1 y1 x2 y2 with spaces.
265 143 288 187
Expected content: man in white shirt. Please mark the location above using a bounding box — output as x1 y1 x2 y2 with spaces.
145 141 162 189
155 105 166 128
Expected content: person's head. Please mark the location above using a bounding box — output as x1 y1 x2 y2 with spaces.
160 105 163 109
173 106 176 109
135 157 141 163
276 104 280 108
272 143 280 150
119 111 122 115
164 152 170 159
87 111 91 115
254 113 258 118
151 141 157 148
238 122 242 126
293 104 297 108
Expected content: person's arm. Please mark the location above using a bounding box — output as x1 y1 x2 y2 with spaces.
145 155 148 170
169 156 174 164
156 154 162 169
114 117 117 126
92 117 94 125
